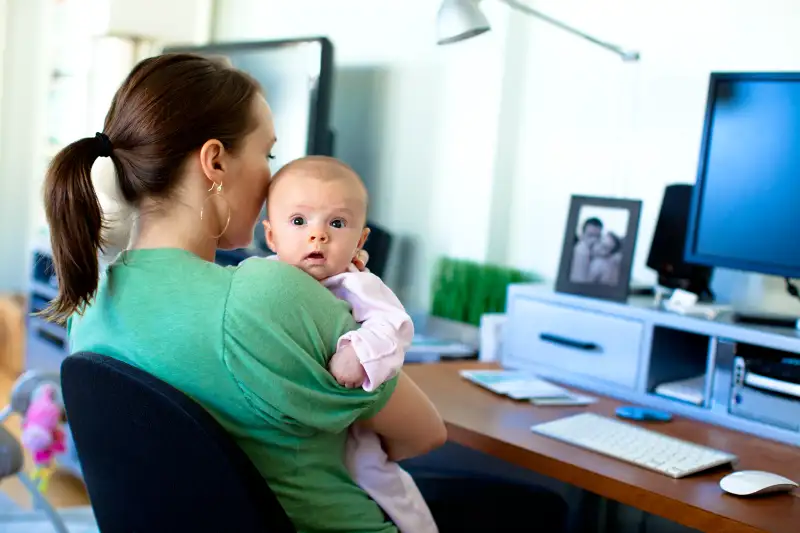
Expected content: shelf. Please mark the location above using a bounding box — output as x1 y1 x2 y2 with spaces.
502 285 800 446
646 326 711 407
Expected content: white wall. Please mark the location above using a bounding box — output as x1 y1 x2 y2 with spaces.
97 0 212 44
0 0 213 292
0 0 50 291
506 0 800 312
0 0 6 130
214 0 512 309
215 0 800 313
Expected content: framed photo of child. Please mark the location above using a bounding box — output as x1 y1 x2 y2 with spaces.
555 195 642 303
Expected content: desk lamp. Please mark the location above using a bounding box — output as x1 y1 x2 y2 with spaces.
436 0 640 62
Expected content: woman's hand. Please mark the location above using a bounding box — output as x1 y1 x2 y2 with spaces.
352 249 369 272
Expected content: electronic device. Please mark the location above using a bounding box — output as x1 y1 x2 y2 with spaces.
647 184 713 300
729 312 800 330
615 405 673 422
654 375 705 406
730 349 800 431
685 72 800 325
531 412 737 478
165 38 336 254
719 470 798 496
735 343 800 383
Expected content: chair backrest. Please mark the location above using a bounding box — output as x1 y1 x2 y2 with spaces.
61 352 295 533
363 221 393 279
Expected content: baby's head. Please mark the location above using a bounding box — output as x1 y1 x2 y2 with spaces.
264 156 370 280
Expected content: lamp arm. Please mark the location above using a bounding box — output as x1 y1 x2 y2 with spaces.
499 0 640 61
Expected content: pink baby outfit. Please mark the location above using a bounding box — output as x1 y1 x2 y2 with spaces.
322 265 438 533
321 265 412 391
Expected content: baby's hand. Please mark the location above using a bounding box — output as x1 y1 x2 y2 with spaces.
329 345 367 389
352 249 369 272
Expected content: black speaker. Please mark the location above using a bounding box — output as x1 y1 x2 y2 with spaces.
647 184 714 300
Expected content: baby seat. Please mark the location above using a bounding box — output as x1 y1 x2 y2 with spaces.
0 370 71 532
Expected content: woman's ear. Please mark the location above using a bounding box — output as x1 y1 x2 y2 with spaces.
199 139 226 184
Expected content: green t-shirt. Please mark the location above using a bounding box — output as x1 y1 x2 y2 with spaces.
68 248 399 533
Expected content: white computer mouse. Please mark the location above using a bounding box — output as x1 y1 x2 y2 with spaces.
719 470 798 496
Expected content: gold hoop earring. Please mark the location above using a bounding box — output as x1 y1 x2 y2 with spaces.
200 181 231 240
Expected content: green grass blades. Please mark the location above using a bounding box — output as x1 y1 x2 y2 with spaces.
430 257 541 326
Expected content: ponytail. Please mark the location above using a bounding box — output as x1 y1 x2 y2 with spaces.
38 53 263 323
41 136 107 324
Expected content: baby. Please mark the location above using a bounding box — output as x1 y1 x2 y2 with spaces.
263 156 437 533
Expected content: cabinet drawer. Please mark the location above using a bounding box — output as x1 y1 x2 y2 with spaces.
505 298 643 389
25 320 68 374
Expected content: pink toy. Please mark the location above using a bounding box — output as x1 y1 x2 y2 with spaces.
21 384 66 469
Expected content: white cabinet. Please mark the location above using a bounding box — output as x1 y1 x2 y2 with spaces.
505 297 643 390
501 284 800 447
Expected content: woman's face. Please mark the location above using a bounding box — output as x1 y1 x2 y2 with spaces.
218 95 277 249
593 233 617 257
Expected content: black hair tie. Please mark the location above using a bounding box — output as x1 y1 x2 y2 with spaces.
95 132 113 158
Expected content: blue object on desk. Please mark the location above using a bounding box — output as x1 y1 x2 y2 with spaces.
615 406 673 422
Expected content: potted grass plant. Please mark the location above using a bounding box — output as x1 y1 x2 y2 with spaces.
430 257 541 326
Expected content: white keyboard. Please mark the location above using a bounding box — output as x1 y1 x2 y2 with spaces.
531 412 737 478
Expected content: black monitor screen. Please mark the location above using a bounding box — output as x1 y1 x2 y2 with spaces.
685 73 800 278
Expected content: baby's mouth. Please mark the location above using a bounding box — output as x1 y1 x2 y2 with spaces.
306 251 326 261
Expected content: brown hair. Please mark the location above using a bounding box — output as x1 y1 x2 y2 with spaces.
42 53 261 324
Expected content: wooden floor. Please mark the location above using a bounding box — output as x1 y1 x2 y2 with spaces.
0 370 90 509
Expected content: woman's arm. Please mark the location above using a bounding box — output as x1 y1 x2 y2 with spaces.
570 240 592 282
359 372 447 461
224 259 401 433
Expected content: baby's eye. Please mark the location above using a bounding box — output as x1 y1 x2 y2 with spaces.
330 219 346 229
291 216 306 226
267 153 276 160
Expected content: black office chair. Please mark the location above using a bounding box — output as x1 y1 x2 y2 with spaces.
363 221 393 279
61 352 296 533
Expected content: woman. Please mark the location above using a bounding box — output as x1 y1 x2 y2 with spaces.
588 232 623 286
44 54 566 532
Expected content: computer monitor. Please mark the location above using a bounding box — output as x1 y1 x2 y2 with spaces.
685 72 800 280
165 37 335 252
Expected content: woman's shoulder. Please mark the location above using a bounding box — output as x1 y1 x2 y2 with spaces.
229 257 333 307
225 257 354 335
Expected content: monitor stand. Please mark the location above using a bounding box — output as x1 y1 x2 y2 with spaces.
656 275 715 303
732 277 800 329
731 311 800 330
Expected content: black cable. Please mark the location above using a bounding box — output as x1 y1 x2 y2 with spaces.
784 277 800 301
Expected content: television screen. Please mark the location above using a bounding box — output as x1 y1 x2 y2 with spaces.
686 73 800 279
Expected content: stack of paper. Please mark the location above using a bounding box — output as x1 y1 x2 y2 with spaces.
460 370 597 405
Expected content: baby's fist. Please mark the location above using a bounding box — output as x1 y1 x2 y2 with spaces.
329 345 366 389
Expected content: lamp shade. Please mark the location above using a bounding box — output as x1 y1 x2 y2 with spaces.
436 0 491 45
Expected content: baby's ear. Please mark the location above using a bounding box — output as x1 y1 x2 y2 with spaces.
357 227 371 250
262 220 278 253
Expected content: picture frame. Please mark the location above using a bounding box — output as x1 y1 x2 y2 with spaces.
555 195 642 303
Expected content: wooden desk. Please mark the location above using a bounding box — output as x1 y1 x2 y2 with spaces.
405 362 799 533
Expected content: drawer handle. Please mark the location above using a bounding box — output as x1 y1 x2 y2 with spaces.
539 333 599 352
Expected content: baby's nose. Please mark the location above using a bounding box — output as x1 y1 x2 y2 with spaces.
309 229 329 243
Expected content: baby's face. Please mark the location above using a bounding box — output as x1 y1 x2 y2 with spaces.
265 170 369 281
